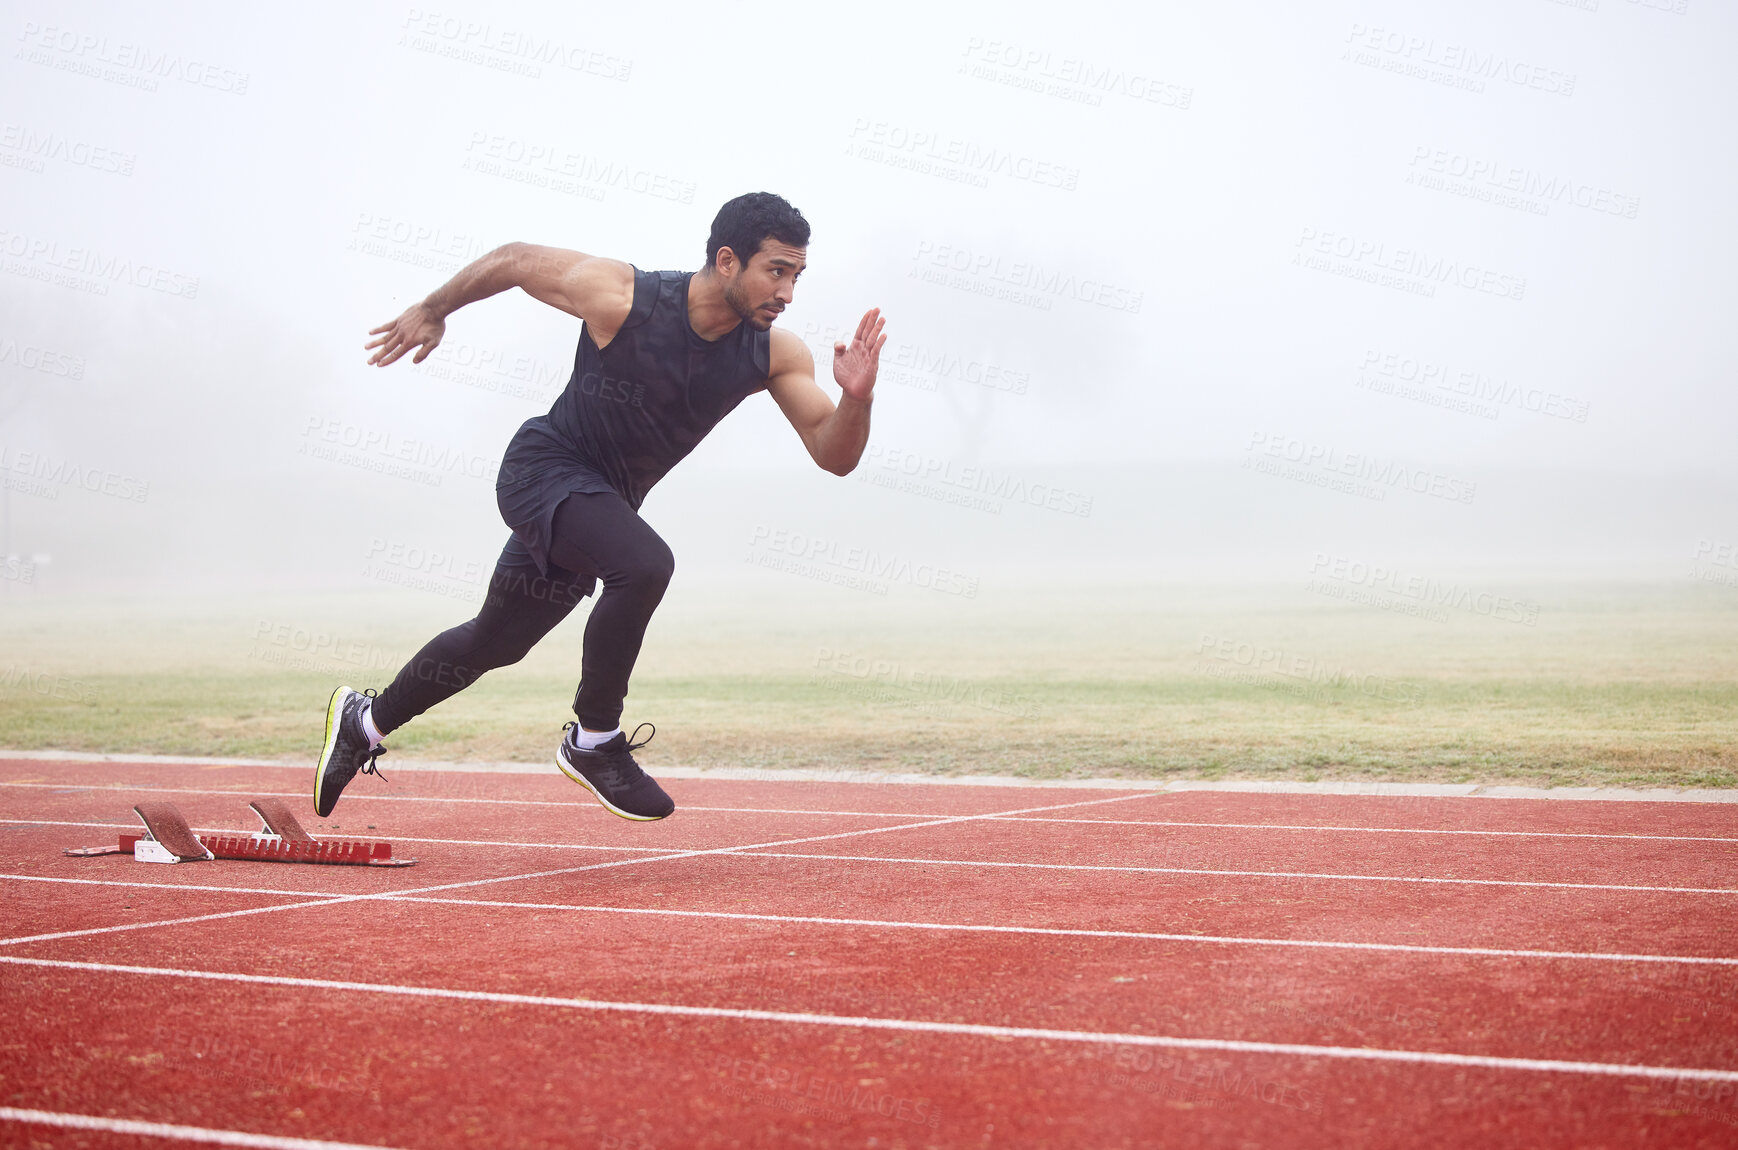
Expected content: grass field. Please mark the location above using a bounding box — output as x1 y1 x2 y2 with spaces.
2 579 1734 789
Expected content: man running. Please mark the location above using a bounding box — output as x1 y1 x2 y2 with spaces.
314 192 885 821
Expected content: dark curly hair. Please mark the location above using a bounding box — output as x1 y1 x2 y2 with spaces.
705 192 810 271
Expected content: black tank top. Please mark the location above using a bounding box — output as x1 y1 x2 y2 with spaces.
493 267 771 578
546 267 770 507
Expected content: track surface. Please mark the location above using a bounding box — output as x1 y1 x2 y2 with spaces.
2 757 1736 1149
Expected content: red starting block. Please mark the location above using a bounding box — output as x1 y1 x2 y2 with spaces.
64 799 416 867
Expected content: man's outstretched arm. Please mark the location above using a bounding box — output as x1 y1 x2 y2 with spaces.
766 308 886 476
364 242 634 367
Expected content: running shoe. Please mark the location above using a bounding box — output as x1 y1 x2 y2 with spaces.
555 721 674 821
314 685 389 817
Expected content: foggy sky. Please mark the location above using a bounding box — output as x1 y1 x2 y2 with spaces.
1 0 1733 595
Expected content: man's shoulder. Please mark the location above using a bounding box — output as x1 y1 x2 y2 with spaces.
767 326 815 379
564 257 638 319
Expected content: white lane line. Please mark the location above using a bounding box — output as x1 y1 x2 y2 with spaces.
6 873 1732 967
729 852 1738 896
0 1107 402 1150
389 896 1738 967
21 815 1732 864
683 806 948 818
11 791 1732 842
384 837 667 854
1 873 339 898
1 782 576 808
991 817 1738 844
16 813 1737 903
5 955 1736 1085
1 783 1007 819
9 759 1737 802
3 781 1012 820
14 816 1736 903
6 818 677 855
0 903 365 948
0 790 1161 947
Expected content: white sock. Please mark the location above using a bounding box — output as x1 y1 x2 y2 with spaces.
568 725 620 750
359 702 386 748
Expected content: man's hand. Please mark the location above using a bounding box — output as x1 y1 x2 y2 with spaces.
832 307 886 401
365 303 446 367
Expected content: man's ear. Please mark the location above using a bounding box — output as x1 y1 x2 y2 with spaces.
714 246 739 277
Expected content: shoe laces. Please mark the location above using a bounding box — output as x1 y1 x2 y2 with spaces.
565 721 655 787
359 744 389 781
356 688 388 781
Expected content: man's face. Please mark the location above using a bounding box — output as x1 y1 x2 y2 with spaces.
720 239 806 330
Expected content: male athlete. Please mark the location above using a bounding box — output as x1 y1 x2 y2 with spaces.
314 193 885 821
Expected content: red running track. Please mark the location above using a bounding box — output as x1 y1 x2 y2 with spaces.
2 757 1737 1149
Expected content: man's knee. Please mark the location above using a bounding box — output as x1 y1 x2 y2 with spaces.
620 542 675 595
446 612 555 673
484 634 539 670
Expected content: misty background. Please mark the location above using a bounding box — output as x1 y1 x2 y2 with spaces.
2 0 1734 608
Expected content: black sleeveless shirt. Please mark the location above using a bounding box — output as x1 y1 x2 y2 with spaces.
495 267 770 576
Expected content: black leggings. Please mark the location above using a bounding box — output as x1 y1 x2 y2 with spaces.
369 491 674 734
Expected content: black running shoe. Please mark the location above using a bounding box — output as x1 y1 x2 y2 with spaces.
314 685 389 818
555 722 674 821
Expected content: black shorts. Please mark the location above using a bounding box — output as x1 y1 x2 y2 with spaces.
495 415 617 589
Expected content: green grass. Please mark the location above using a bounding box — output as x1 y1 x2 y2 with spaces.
3 580 1735 789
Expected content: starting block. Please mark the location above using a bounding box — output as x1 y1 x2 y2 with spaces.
64 799 416 867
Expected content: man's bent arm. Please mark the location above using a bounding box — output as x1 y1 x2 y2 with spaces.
766 311 884 475
419 243 523 321
367 243 632 367
423 243 633 321
810 392 874 475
